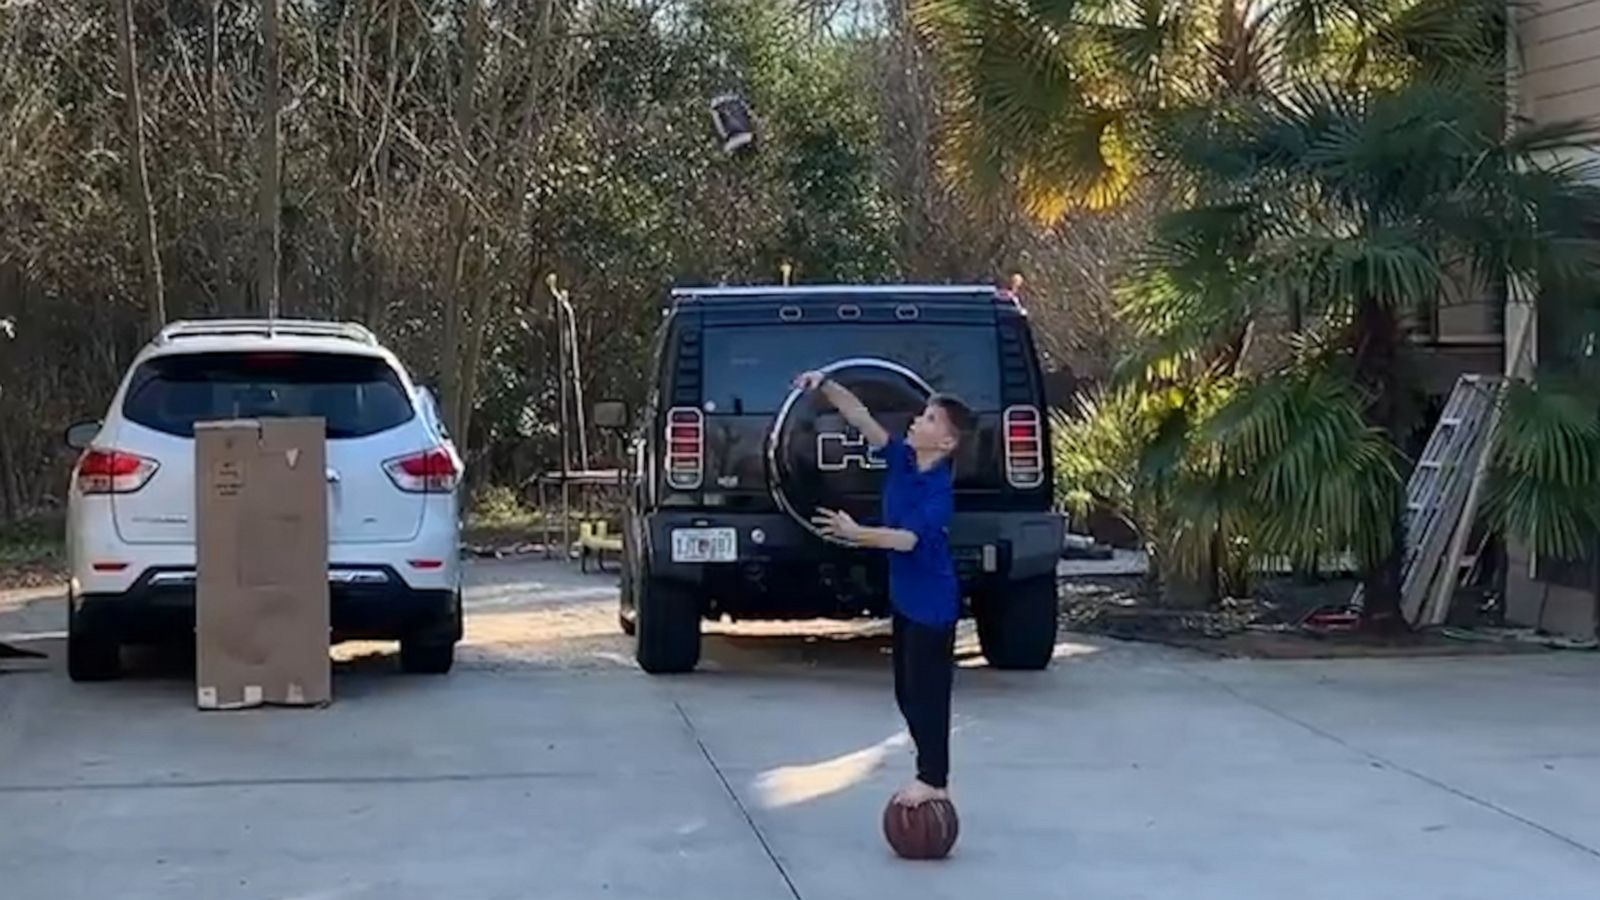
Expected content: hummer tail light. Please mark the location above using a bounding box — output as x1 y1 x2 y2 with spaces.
1003 406 1044 489
665 408 704 490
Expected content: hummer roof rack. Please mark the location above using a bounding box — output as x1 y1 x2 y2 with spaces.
668 284 1009 305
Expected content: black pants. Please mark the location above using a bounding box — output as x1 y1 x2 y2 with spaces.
892 614 956 789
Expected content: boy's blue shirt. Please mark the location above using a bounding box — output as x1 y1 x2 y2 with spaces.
879 436 959 627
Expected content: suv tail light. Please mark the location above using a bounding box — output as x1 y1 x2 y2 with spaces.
665 407 704 490
384 447 462 493
76 448 159 494
1003 406 1045 489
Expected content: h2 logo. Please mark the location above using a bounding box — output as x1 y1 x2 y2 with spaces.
816 431 886 472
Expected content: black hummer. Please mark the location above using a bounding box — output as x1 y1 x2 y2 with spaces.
612 285 1063 674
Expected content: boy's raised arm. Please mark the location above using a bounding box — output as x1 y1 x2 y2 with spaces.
794 371 891 449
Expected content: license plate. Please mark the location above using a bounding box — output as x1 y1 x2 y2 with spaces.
671 528 737 563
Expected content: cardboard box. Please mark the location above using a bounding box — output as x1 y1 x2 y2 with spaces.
194 418 330 709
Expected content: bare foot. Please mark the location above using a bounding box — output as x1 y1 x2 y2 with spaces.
893 780 949 807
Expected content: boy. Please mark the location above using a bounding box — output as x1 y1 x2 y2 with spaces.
792 370 974 808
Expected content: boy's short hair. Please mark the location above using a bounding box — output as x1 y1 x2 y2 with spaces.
929 393 975 447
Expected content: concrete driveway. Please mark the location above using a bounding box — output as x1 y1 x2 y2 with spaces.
2 559 1600 899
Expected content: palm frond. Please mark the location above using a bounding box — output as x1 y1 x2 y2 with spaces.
1168 81 1357 184
1052 387 1153 524
1472 148 1600 293
1202 367 1402 567
1486 383 1600 560
1052 376 1254 590
1210 0 1292 98
1116 201 1273 363
1016 108 1142 216
1272 227 1441 314
1367 0 1503 80
1093 0 1194 94
1293 80 1499 216
1271 0 1358 70
918 0 1084 195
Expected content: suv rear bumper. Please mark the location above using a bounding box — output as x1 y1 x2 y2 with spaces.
643 510 1063 617
72 566 461 645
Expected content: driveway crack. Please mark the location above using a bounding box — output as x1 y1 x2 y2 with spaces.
674 699 803 900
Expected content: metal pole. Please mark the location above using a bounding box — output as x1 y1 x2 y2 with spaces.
563 296 590 470
551 278 571 474
547 277 590 472
549 274 572 558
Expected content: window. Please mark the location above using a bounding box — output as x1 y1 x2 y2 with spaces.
700 324 1002 414
123 352 415 440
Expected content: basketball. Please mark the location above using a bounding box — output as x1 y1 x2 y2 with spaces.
882 796 960 860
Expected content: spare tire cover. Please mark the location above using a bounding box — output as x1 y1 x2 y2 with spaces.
768 358 932 540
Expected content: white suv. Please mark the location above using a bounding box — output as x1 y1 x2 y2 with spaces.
63 319 464 681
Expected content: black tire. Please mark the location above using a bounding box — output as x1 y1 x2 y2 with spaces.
974 575 1059 670
617 573 638 635
618 519 640 636
67 605 121 682
634 575 701 674
399 639 455 674
400 593 461 675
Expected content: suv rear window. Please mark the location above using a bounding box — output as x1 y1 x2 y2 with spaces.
123 352 415 439
700 324 1002 413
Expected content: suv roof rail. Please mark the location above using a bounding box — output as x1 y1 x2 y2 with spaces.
668 284 1005 304
153 318 380 346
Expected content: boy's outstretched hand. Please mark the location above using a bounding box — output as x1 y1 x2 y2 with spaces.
793 368 891 450
813 508 918 552
811 508 862 543
793 370 826 392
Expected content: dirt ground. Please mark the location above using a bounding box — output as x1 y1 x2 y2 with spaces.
1058 576 1571 660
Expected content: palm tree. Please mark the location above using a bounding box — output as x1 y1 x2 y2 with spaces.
916 0 1503 218
920 0 1600 628
1055 341 1403 606
1121 78 1600 626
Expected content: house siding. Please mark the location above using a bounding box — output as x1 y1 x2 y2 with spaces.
1520 0 1600 122
1502 2 1600 639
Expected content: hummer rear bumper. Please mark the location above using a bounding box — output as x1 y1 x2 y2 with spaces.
642 510 1063 620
